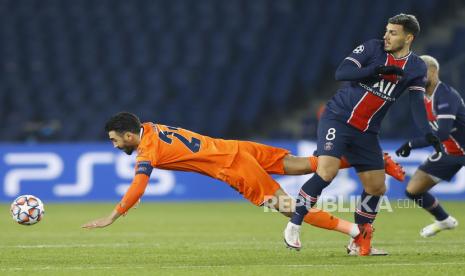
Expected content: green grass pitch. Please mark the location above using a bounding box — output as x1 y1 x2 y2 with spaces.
1 201 465 275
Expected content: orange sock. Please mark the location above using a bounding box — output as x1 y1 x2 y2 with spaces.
303 208 338 230
340 157 351 169
308 156 318 172
303 208 359 237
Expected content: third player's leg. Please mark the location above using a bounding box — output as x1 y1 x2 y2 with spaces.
406 169 438 195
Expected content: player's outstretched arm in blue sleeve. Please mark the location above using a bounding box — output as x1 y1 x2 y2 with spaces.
410 118 454 148
335 60 404 82
334 59 377 81
409 91 432 136
396 92 442 157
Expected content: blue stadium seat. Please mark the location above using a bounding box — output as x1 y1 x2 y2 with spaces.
0 0 458 141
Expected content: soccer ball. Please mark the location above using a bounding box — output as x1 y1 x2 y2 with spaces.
10 195 45 225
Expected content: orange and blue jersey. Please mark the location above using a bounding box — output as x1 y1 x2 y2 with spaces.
115 122 290 214
136 123 239 177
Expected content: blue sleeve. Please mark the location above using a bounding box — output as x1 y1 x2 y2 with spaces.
335 60 377 81
436 119 455 141
410 91 432 135
335 40 377 81
410 118 454 149
435 87 460 119
407 60 427 93
433 87 459 142
135 161 153 176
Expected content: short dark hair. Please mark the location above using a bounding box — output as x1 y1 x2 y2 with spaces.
388 13 420 37
104 112 141 134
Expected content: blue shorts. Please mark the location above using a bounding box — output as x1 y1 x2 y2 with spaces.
316 115 384 172
419 153 463 181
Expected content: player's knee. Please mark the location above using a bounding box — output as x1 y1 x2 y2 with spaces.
405 181 422 195
365 184 386 196
316 166 339 182
405 188 419 198
317 169 338 182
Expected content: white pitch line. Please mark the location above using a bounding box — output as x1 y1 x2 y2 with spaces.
0 243 160 249
0 266 145 272
1 240 464 249
160 262 465 269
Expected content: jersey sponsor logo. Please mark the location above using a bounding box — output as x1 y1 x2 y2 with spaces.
352 45 364 54
359 82 395 102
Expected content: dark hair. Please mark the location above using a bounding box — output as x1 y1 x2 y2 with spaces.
388 13 420 37
104 112 141 134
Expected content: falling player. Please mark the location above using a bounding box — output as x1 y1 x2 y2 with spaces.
396 55 464 237
283 13 443 256
82 112 402 254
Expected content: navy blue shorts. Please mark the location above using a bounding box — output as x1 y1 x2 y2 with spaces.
316 115 384 172
419 153 463 181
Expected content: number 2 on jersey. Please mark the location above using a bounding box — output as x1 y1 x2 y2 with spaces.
158 126 201 153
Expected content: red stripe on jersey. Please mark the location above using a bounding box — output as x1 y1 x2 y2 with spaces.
443 137 465 156
382 54 409 83
424 97 436 121
347 92 386 131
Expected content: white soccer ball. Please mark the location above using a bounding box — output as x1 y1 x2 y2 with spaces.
10 195 45 225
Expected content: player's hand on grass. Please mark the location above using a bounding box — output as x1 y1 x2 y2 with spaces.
395 142 412 157
374 65 404 76
82 210 121 229
82 217 115 229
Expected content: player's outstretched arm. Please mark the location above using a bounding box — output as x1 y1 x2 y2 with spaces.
396 92 443 157
82 174 150 229
335 60 403 82
81 209 122 229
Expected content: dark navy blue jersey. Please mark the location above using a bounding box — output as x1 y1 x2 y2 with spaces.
326 39 428 133
425 82 465 155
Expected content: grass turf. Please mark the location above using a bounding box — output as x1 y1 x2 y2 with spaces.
0 201 465 275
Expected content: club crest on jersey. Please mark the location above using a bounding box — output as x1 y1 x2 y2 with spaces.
353 45 364 54
324 142 333 151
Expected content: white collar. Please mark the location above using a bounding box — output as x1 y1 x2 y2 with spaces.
139 127 144 140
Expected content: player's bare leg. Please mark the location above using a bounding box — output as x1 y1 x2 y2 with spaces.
406 170 458 237
283 155 350 175
282 153 405 181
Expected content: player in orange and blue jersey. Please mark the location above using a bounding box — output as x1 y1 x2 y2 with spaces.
82 112 402 254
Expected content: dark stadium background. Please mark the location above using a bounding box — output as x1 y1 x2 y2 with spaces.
0 0 463 142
